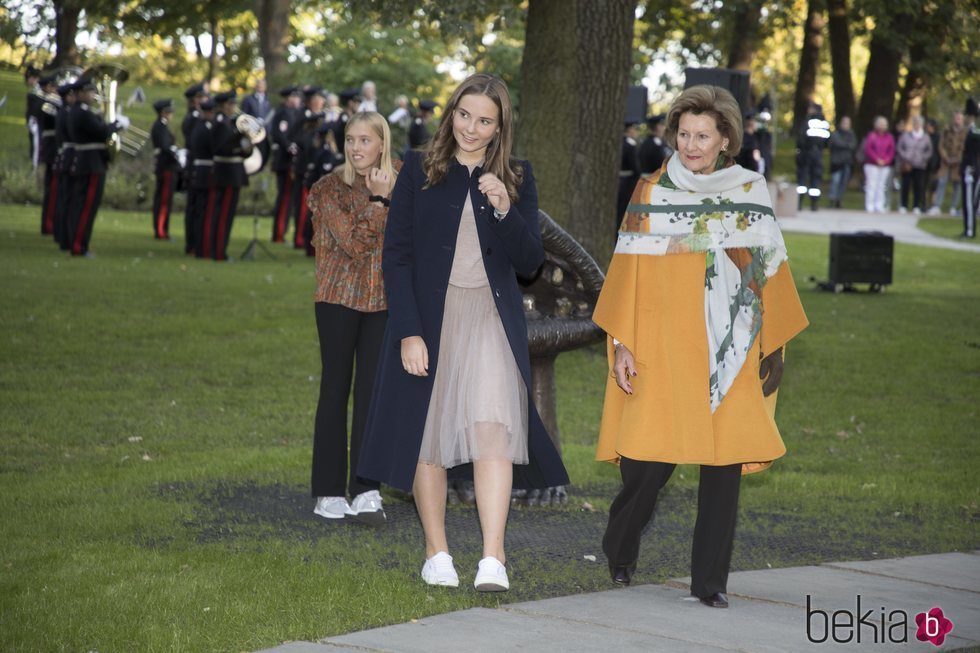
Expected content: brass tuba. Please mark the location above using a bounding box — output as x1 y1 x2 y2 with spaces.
235 111 268 175
83 63 146 160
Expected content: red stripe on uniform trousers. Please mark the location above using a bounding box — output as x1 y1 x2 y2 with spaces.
44 175 59 233
72 174 100 255
201 188 217 258
157 170 172 238
275 171 293 241
295 186 310 248
215 187 233 260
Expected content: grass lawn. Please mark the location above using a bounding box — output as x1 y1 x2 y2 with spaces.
918 215 968 241
2 188 979 648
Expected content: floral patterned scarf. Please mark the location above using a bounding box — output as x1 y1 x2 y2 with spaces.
616 152 788 411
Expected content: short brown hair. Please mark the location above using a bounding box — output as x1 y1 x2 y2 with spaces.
665 85 743 155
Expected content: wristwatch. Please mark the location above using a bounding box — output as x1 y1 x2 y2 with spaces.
368 195 390 207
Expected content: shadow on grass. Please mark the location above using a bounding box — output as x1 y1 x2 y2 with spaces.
143 481 964 603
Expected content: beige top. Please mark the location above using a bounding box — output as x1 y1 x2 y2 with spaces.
448 176 489 289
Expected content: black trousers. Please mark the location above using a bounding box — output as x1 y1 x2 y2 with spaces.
68 172 106 256
962 163 977 238
192 187 217 259
41 164 57 235
900 168 926 211
311 302 386 498
152 169 177 239
54 173 73 250
210 186 239 261
272 169 294 242
602 457 742 598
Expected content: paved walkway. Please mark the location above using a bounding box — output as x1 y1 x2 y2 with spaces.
775 207 980 254
258 551 980 652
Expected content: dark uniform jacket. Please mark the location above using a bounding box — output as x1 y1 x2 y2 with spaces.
638 135 670 174
54 103 74 174
241 92 272 122
270 104 297 172
309 142 337 187
181 109 200 146
358 151 569 492
39 96 60 167
293 120 317 187
188 118 214 190
68 103 115 176
211 112 248 188
408 116 431 149
151 117 180 174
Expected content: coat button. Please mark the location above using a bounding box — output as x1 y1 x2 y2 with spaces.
485 247 492 255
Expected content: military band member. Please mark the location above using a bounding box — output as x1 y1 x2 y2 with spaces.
53 81 77 251
407 99 437 151
961 98 980 239
182 83 206 145
38 74 61 235
617 121 641 231
151 99 180 240
271 85 301 242
67 78 120 258
25 66 42 169
209 90 248 261
302 122 340 257
190 99 217 258
292 110 323 251
330 88 360 160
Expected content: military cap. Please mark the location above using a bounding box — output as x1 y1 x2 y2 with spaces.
302 84 325 98
183 83 206 98
339 88 361 104
279 85 299 97
199 98 216 111
213 90 237 104
56 83 75 97
965 97 979 118
38 74 57 87
645 113 666 126
153 99 174 113
418 99 438 112
76 78 97 92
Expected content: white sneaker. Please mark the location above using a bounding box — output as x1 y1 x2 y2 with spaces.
474 556 509 592
421 551 459 587
913 207 922 215
927 207 941 216
349 489 386 525
898 206 908 214
313 496 351 520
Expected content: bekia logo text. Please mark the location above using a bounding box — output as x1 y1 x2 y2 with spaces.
806 595 954 646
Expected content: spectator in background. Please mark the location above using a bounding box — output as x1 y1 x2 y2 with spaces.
827 116 857 209
960 98 980 238
408 99 437 152
324 92 342 123
929 111 965 216
924 118 941 208
889 118 907 210
25 66 42 169
795 102 830 211
617 121 641 233
358 81 378 112
387 95 413 156
896 115 933 214
755 94 775 181
638 113 672 174
863 116 895 213
735 111 763 175
241 79 272 124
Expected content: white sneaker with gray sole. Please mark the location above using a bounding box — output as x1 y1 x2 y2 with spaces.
349 489 386 525
313 496 351 520
474 556 509 592
421 551 459 587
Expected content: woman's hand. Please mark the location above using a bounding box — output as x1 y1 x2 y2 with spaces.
613 344 637 395
366 167 391 198
478 172 511 214
759 347 784 396
401 336 429 377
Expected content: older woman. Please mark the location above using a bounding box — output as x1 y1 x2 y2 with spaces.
593 85 809 608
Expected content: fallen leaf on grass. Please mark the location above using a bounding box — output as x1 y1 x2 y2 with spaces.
141 453 152 461
836 430 851 440
583 555 597 562
128 436 142 443
861 483 876 490
580 502 595 512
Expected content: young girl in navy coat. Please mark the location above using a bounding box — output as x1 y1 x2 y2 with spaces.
358 74 568 591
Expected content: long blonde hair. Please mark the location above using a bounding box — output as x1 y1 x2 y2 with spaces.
422 73 523 201
340 111 396 192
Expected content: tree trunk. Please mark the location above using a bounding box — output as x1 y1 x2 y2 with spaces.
52 0 82 67
792 0 825 134
255 0 291 96
895 40 928 122
826 0 855 122
517 0 636 268
725 0 764 71
855 15 909 137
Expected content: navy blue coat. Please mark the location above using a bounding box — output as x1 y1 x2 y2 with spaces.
358 150 570 492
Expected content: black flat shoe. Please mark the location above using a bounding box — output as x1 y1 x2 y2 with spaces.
609 562 635 586
698 592 729 608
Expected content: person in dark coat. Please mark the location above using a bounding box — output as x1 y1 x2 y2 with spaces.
53 81 77 251
796 102 830 211
637 113 671 174
37 74 60 236
240 79 272 124
407 99 437 152
358 73 569 592
735 111 763 175
617 122 641 233
189 100 217 258
270 85 301 242
209 90 248 261
290 87 327 249
330 88 361 161
961 98 980 238
150 99 180 240
180 83 207 253
181 83 206 145
302 123 340 256
66 78 120 257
